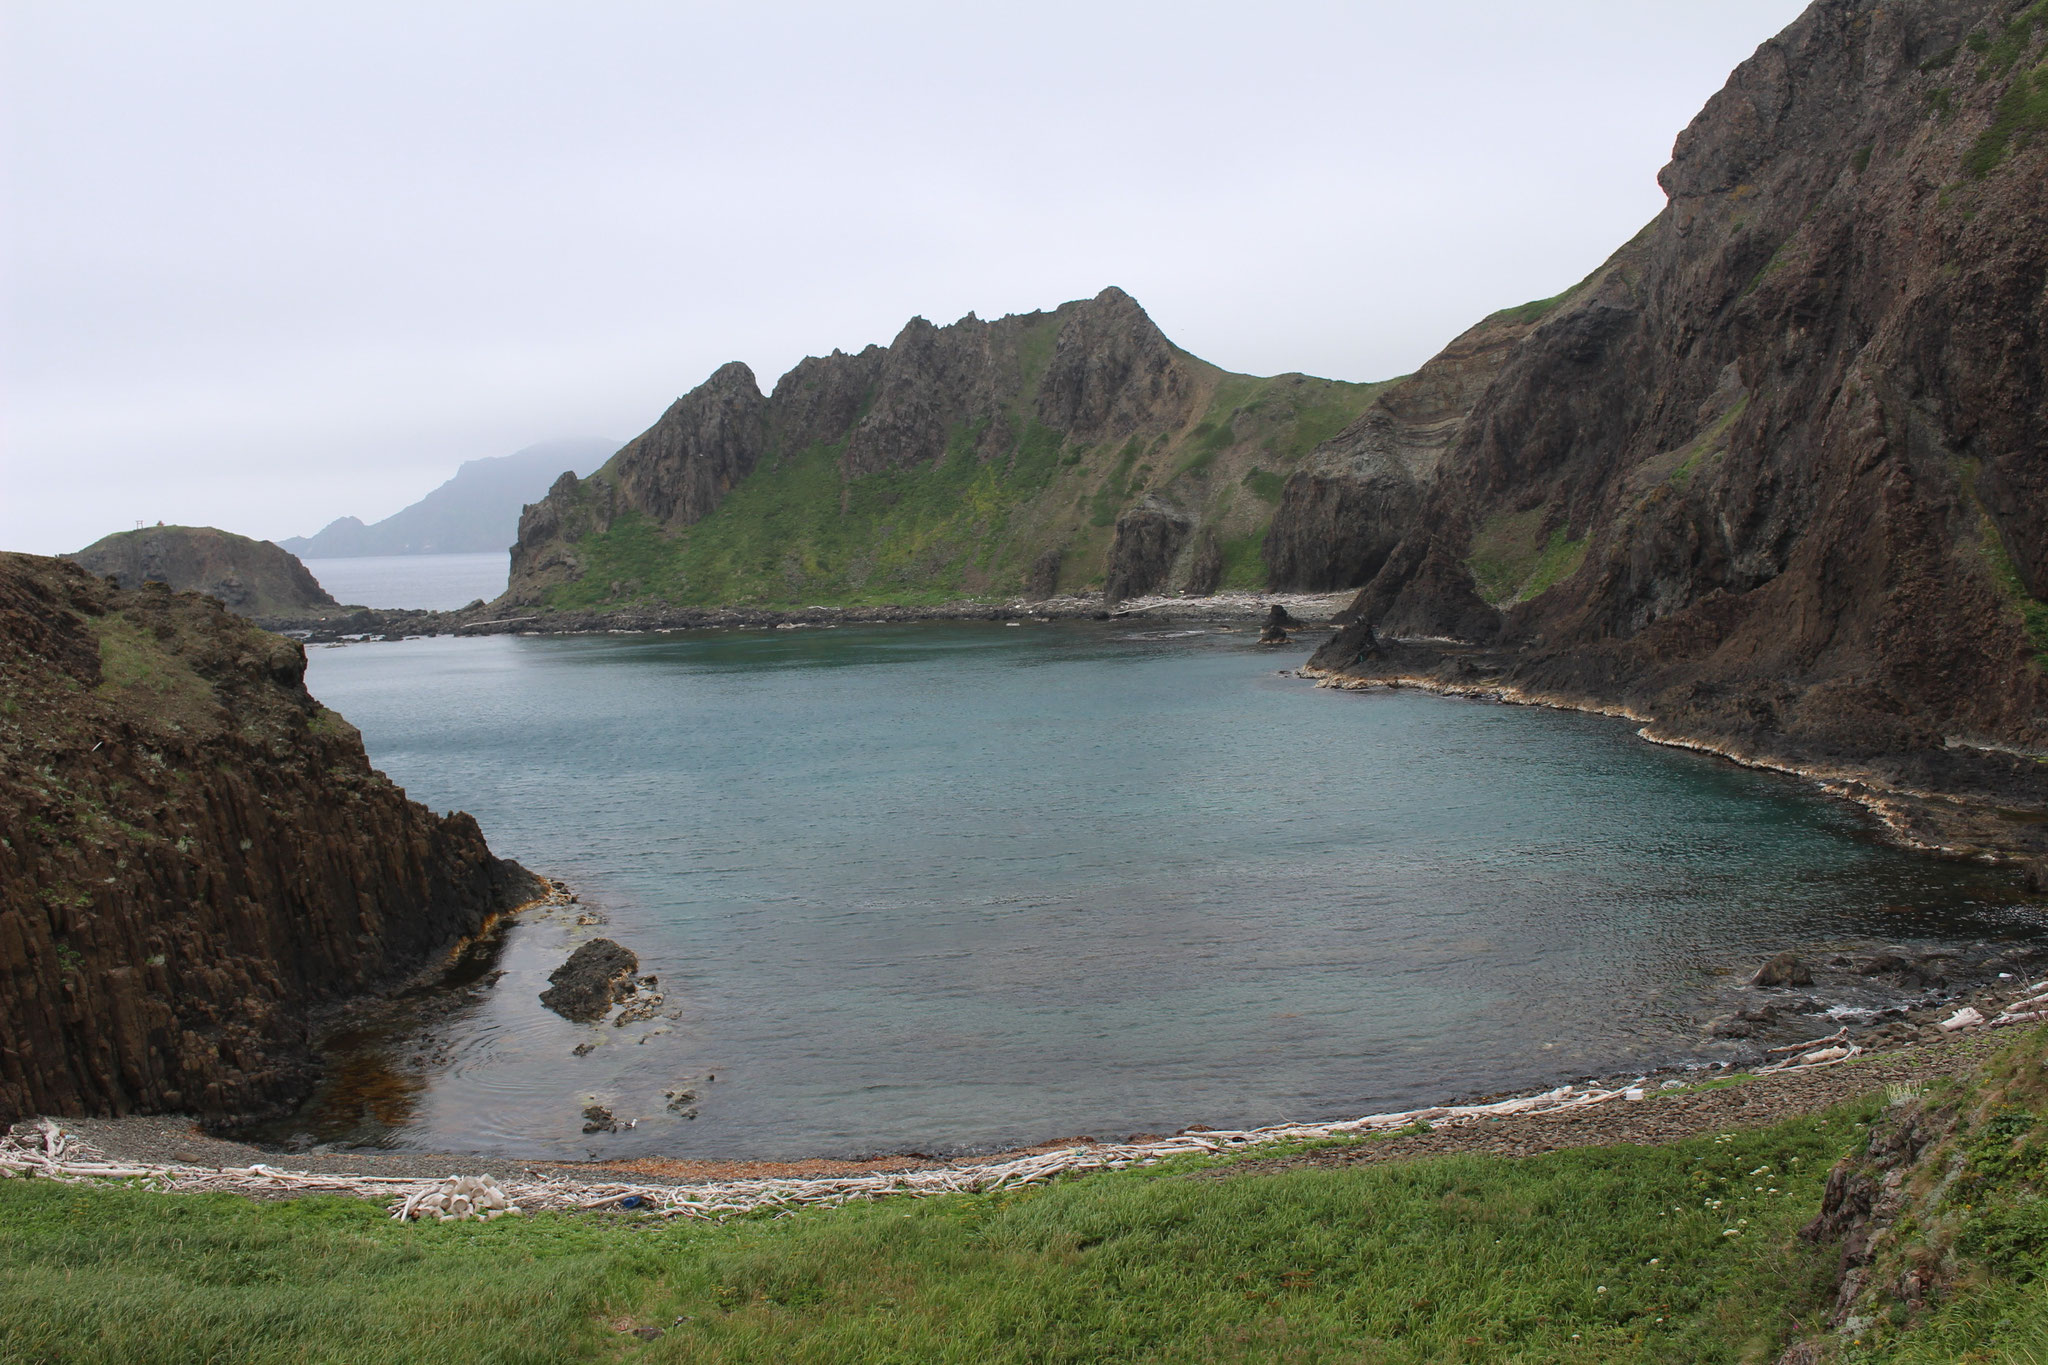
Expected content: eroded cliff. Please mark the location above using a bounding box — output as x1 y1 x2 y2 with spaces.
0 553 540 1127
505 288 1391 609
1305 0 2048 847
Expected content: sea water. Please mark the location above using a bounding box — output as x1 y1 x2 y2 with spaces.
301 552 508 611
285 623 2030 1159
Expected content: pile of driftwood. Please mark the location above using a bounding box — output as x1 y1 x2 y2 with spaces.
1936 978 2048 1032
0 1049 1869 1224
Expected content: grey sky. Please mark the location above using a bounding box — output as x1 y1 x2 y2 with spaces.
2 1 1810 556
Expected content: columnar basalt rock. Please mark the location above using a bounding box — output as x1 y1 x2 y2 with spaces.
0 554 540 1128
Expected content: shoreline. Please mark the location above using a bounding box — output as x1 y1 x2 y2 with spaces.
11 1016 2031 1217
1301 659 2048 868
259 589 1358 643
30 962 2045 1192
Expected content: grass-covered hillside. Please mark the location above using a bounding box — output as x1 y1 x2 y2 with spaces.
11 1029 2048 1363
506 290 1389 612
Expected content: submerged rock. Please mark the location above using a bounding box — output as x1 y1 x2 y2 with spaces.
540 939 639 1020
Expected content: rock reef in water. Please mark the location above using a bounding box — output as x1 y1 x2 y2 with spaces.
539 939 639 1021
0 553 541 1128
67 526 340 619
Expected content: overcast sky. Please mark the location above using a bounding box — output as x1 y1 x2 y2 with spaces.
1 1 1811 556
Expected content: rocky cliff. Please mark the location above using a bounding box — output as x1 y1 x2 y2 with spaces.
0 553 540 1127
505 288 1390 609
68 526 340 619
1304 0 2048 852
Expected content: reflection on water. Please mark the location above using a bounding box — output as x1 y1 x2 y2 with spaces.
275 623 2041 1160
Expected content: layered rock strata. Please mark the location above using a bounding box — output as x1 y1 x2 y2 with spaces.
0 553 540 1127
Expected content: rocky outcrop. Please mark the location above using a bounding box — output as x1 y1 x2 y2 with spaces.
1310 0 2048 834
1104 501 1194 604
612 362 769 526
1265 304 1552 591
0 553 540 1128
67 527 339 618
538 939 638 1021
503 288 1383 608
1033 285 1199 442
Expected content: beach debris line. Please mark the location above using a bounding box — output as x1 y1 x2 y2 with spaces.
3 1042 1882 1226
399 1174 521 1222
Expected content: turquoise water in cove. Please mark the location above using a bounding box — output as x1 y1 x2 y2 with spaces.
294 623 2028 1160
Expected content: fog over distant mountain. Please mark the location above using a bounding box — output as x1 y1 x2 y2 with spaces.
282 438 615 558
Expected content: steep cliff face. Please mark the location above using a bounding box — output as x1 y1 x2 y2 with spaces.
1311 0 2048 796
505 288 1387 609
0 554 540 1127
1265 302 1554 591
612 362 770 526
68 526 339 618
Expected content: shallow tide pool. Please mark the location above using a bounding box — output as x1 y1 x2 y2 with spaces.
285 623 2030 1160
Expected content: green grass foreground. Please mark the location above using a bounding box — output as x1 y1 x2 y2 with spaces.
0 1104 1903 1365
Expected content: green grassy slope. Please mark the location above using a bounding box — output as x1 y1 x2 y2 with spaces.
0 1100 1894 1364
542 368 1389 611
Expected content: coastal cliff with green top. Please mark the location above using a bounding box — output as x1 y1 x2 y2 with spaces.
503 288 1390 610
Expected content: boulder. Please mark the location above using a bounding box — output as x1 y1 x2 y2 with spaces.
540 939 639 1020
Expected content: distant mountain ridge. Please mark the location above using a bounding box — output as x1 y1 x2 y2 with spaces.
283 438 616 558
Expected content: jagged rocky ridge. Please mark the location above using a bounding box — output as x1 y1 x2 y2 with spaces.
505 288 1387 609
1297 0 2048 855
0 553 541 1128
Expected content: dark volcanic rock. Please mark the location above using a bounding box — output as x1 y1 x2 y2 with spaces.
1183 530 1224 597
0 554 540 1129
1258 604 1297 646
1033 286 1198 443
67 526 339 618
1025 548 1064 601
1265 308 1544 592
1310 0 2048 854
1104 502 1193 604
609 363 769 530
539 939 639 1021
